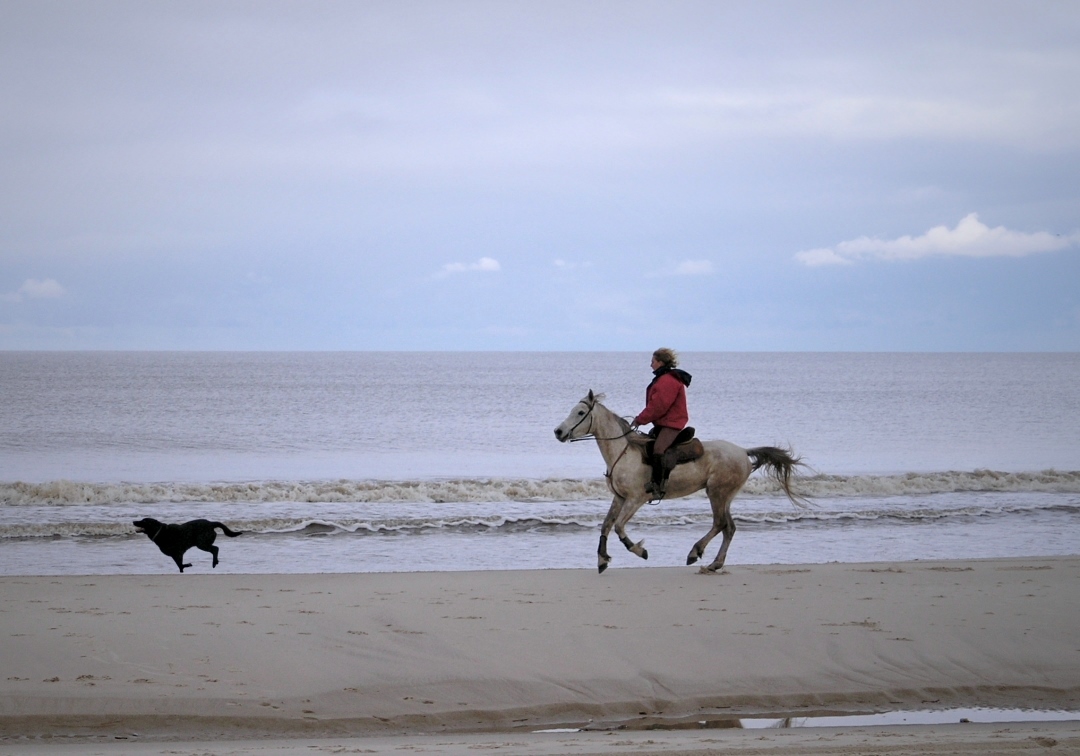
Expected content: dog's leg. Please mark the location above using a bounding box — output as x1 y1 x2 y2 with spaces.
194 533 220 568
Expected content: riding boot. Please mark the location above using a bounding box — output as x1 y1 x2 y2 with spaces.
645 455 664 496
656 465 672 498
653 448 679 499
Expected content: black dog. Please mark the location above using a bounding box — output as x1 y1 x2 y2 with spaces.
133 518 243 572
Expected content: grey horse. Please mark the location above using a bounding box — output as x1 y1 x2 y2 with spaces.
555 391 806 574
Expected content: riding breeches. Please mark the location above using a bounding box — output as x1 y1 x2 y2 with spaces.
652 426 681 457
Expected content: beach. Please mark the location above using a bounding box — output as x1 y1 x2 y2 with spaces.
2 556 1078 753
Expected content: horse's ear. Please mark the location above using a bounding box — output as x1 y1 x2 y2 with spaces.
587 389 595 402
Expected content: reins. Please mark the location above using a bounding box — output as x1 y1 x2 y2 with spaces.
603 443 633 484
566 401 637 489
568 431 635 442
567 400 637 443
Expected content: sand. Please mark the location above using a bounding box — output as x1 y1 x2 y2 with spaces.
1 557 1078 754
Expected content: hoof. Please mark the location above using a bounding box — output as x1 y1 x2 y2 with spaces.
697 565 719 575
686 554 699 566
640 549 648 560
598 563 609 574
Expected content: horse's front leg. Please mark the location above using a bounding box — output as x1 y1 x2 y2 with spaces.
598 496 624 573
614 498 650 561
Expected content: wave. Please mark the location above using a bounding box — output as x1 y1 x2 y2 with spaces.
795 469 1080 497
3 500 1078 540
0 478 610 506
2 469 1079 506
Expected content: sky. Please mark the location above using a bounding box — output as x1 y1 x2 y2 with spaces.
1 1 1078 351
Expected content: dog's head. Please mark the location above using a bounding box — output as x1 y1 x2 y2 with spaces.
132 517 163 534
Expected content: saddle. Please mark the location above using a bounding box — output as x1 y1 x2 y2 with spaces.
629 427 705 467
629 427 704 500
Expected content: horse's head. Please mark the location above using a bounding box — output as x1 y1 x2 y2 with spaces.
554 390 603 442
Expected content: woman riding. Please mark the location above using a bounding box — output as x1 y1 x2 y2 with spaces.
632 347 692 497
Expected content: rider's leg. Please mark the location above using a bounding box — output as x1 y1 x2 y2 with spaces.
647 427 679 496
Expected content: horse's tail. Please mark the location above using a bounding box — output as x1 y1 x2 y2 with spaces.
746 446 809 508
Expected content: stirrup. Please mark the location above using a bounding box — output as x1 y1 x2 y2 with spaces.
645 479 666 504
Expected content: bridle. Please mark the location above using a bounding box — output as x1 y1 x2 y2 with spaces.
563 400 596 441
566 401 636 443
564 399 638 490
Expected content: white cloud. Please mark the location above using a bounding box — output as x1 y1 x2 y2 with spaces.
794 248 851 267
795 214 1080 266
438 257 501 276
553 259 592 271
672 260 714 276
656 90 1079 148
2 278 66 302
646 259 716 279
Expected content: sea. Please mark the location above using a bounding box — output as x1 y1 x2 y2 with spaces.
1 351 1078 576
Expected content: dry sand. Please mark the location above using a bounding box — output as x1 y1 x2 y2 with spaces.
1 557 1078 754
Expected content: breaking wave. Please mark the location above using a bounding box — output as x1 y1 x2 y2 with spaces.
2 469 1079 506
3 500 1079 540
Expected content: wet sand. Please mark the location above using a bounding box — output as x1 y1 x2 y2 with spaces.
2 557 1078 753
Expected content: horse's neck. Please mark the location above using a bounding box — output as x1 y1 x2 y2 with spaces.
591 405 630 463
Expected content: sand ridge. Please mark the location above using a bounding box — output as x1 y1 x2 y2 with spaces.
1 557 1078 745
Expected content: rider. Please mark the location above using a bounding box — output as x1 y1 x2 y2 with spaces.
631 347 692 497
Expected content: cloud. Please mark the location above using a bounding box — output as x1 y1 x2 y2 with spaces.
438 257 501 276
672 260 714 276
655 90 1080 149
645 259 715 279
795 214 1080 266
2 278 66 302
553 259 592 271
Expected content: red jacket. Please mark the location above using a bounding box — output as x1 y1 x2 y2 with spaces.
634 369 691 430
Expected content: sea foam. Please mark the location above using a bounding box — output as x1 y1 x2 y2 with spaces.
2 469 1078 507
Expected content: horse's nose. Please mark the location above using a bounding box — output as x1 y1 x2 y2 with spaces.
554 428 563 441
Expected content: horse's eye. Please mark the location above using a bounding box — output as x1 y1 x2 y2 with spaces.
578 411 585 416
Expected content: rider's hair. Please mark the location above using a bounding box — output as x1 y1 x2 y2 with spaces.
653 348 678 368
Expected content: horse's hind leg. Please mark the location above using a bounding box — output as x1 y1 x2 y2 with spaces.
696 485 738 574
700 508 736 574
686 524 721 566
687 483 726 566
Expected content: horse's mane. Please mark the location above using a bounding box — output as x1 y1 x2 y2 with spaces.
590 394 644 441
610 411 633 435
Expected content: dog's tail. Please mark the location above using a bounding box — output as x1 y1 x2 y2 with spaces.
211 522 243 537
